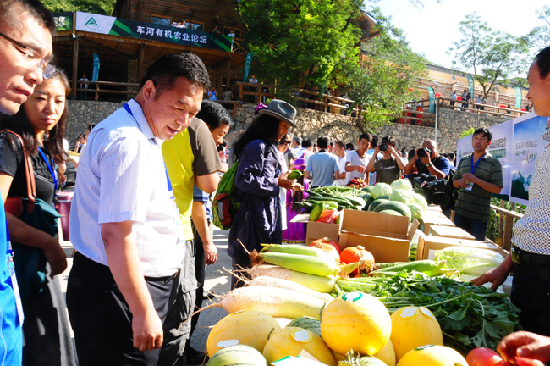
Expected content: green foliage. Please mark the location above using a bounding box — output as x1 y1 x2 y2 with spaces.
448 12 530 98
528 6 550 54
342 8 426 131
42 0 115 15
459 127 476 139
237 0 362 97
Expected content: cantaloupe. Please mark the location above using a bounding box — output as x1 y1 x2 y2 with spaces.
373 339 396 366
396 345 467 366
206 310 281 357
321 292 392 355
207 344 267 366
262 327 336 366
390 307 443 360
286 317 322 338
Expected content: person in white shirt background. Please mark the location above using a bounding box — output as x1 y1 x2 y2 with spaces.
334 140 350 186
345 133 373 183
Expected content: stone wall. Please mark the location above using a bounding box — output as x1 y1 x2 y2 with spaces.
65 101 509 152
65 100 123 146
228 104 509 153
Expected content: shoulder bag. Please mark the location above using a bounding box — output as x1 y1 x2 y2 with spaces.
2 130 62 301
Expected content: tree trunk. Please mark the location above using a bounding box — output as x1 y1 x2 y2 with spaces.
354 106 366 133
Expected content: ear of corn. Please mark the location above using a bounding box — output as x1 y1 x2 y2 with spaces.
261 244 324 258
260 252 339 277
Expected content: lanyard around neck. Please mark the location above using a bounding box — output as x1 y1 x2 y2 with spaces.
470 153 486 175
38 147 58 191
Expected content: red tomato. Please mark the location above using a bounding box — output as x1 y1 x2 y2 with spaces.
466 348 504 366
514 358 545 366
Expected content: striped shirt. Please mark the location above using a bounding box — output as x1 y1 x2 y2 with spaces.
69 99 185 277
453 151 503 223
513 130 550 254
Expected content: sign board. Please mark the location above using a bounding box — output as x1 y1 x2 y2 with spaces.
456 112 550 205
74 12 232 52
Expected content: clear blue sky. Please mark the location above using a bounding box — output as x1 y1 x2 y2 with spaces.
375 0 547 70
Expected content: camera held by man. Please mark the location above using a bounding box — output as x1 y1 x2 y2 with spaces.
366 135 405 185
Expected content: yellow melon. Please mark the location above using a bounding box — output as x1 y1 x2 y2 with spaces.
262 327 336 366
396 345 467 366
390 307 443 360
321 292 392 355
206 310 280 357
373 339 396 366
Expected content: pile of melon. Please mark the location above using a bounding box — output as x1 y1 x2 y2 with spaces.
205 293 467 366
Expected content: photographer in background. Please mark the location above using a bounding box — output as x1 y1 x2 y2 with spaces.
452 128 503 241
366 136 405 185
404 139 451 180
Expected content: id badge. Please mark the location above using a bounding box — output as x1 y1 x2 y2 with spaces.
7 252 25 325
465 182 474 191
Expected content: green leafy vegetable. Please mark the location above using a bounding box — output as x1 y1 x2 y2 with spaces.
390 179 413 192
434 247 504 276
371 183 392 199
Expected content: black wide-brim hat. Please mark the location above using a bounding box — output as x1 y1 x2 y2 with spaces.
258 99 297 127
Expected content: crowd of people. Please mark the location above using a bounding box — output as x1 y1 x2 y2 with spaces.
2 0 550 365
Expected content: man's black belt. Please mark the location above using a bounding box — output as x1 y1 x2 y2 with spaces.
512 245 550 266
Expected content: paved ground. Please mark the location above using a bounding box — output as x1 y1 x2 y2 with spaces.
59 227 232 360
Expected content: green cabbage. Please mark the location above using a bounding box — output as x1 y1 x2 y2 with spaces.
371 183 392 199
390 179 413 192
408 202 423 222
389 190 413 205
412 193 428 211
434 247 504 275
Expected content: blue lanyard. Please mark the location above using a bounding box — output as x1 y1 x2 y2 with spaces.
470 153 486 175
38 147 58 191
123 103 134 119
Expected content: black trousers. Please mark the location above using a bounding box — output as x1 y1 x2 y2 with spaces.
511 261 550 336
186 227 206 351
67 252 179 366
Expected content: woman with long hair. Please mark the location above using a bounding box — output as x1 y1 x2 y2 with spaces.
228 100 302 289
0 68 76 365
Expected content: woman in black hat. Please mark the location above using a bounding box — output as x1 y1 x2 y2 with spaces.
228 99 302 289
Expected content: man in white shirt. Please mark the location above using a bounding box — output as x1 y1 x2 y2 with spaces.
292 135 303 155
67 53 209 366
334 140 349 186
301 139 314 165
345 133 372 183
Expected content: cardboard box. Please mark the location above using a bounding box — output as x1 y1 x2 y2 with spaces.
305 221 340 246
429 225 475 240
421 209 455 235
303 210 344 245
416 236 509 261
338 209 419 263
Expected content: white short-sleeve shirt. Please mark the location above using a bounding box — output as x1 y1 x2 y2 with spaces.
345 150 372 181
69 99 185 277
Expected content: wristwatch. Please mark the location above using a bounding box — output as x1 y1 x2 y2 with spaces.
426 163 432 168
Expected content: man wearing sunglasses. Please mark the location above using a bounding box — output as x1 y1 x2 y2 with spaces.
0 0 55 116
0 0 55 364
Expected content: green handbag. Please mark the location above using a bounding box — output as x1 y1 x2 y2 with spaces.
2 130 62 301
